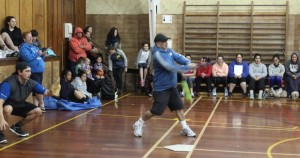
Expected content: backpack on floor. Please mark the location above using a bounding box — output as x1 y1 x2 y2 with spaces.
101 77 116 100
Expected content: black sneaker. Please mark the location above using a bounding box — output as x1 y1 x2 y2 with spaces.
243 93 248 98
9 124 29 137
0 132 7 144
228 92 233 97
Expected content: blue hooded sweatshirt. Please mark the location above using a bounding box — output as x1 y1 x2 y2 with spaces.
228 60 249 78
19 42 45 73
152 45 191 91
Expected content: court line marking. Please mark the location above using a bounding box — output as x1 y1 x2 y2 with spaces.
94 114 299 132
199 98 299 106
267 137 300 158
142 96 203 158
158 147 300 157
90 113 182 121
0 93 131 151
186 97 223 158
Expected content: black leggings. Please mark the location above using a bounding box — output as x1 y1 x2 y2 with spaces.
113 67 125 91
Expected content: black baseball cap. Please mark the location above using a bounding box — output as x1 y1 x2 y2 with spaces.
16 62 30 72
154 34 170 43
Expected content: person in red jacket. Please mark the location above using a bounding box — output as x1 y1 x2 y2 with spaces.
68 27 92 77
195 57 212 96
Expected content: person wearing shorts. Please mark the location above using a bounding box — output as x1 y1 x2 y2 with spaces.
135 42 151 87
228 53 249 98
133 34 196 137
0 62 53 144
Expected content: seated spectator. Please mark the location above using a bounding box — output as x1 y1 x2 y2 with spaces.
135 42 151 87
212 55 228 97
248 53 267 100
71 71 92 99
195 57 212 96
59 69 88 103
181 54 196 97
228 53 249 98
268 54 285 97
68 27 92 77
30 29 42 49
1 16 22 51
75 57 85 77
106 27 121 49
285 52 300 99
81 57 94 80
93 56 107 80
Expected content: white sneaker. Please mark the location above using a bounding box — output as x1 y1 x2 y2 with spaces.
293 92 300 99
291 92 298 99
258 90 263 100
212 88 217 96
133 121 143 137
191 93 195 98
249 90 254 100
180 126 196 137
270 88 276 96
180 91 184 97
224 88 228 97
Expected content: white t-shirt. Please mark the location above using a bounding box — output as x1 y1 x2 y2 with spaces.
138 51 150 63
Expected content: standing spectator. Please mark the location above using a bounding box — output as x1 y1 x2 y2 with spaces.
195 57 212 96
268 54 285 96
84 26 93 34
212 55 228 97
68 27 92 77
0 62 53 144
135 42 151 87
248 54 267 100
84 28 99 61
285 53 300 99
133 34 196 137
106 27 121 49
228 53 249 98
19 31 47 112
0 16 22 51
107 46 128 95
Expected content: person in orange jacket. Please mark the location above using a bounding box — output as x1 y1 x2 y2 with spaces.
68 27 92 77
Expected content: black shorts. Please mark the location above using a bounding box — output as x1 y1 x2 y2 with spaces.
150 88 184 116
138 63 147 69
30 72 43 96
228 77 246 85
3 102 38 118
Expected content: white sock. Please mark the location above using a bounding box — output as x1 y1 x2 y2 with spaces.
138 117 144 124
180 120 188 129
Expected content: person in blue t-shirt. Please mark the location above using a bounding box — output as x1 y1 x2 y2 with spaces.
0 62 53 144
133 34 197 137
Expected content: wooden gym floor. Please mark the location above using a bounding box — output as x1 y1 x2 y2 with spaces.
0 93 300 158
